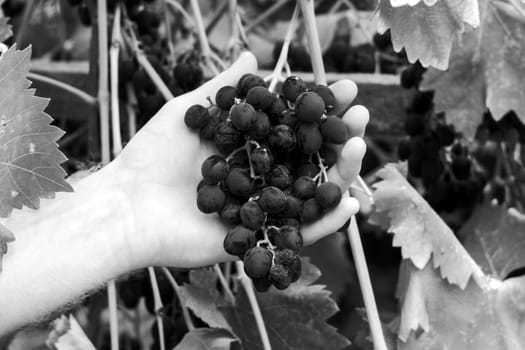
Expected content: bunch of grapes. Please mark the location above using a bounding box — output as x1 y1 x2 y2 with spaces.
398 62 486 220
185 74 350 291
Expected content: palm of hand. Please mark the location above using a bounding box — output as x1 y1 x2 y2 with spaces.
113 52 367 269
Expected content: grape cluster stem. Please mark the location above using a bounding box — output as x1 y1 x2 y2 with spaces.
161 267 196 330
148 267 167 350
213 264 236 303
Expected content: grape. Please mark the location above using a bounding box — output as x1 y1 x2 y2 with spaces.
137 10 161 34
246 86 273 111
373 30 391 50
252 277 272 292
174 62 203 91
221 199 242 225
309 85 336 113
404 113 425 136
296 163 320 178
223 226 257 257
77 4 92 26
251 147 273 175
284 195 303 218
400 67 416 89
293 176 316 199
258 186 288 214
243 247 273 279
295 92 325 123
320 115 348 144
297 123 323 154
201 155 229 184
238 74 267 97
315 182 342 209
451 156 471 180
274 249 296 266
133 68 156 95
288 42 312 71
421 157 443 186
267 165 292 189
184 104 209 129
247 111 271 140
270 264 292 290
268 124 297 152
302 198 323 222
408 154 423 177
278 109 299 128
398 138 411 160
267 93 288 121
272 225 303 252
225 168 253 197
409 91 434 114
422 132 441 158
319 146 338 167
230 102 257 131
289 255 302 282
197 185 226 213
199 116 219 140
118 281 142 309
282 76 307 102
214 121 240 154
215 86 238 110
240 200 266 230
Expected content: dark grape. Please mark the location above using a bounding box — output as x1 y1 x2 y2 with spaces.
296 163 320 178
221 199 242 225
197 185 226 213
320 115 348 144
274 249 295 266
246 86 273 111
268 125 297 152
289 255 302 282
282 76 307 103
215 86 238 110
296 123 323 154
421 157 443 186
315 181 342 209
174 62 203 91
251 147 273 175
270 264 292 290
319 146 338 167
295 92 325 123
184 104 209 129
238 74 267 97
272 225 303 252
225 168 253 197
451 156 471 180
373 30 391 50
244 247 273 278
278 109 299 128
240 200 266 230
230 102 257 131
404 113 425 136
199 116 219 140
77 4 91 26
223 226 257 257
201 155 229 184
284 195 303 218
293 176 316 199
310 85 336 113
214 122 240 154
252 277 272 292
247 111 271 140
302 198 323 222
267 165 292 189
267 93 288 121
258 186 288 214
409 91 434 114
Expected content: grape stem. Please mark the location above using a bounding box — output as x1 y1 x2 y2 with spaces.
235 261 272 350
161 267 196 331
316 152 329 183
27 73 97 106
347 216 388 350
147 267 167 350
190 0 221 76
125 83 137 140
299 0 327 85
267 4 300 92
110 4 123 157
213 264 236 303
165 0 195 27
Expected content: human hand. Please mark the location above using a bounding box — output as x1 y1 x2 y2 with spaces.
111 52 368 269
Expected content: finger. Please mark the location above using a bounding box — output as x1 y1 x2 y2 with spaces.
301 196 359 245
327 137 367 190
328 79 358 116
344 105 369 138
186 51 258 104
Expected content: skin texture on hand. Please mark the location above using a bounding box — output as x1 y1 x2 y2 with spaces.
113 51 368 268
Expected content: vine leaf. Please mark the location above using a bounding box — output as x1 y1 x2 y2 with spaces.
179 268 231 330
369 164 485 289
461 204 525 279
377 0 479 69
173 328 241 350
421 1 525 138
0 45 72 218
396 261 525 349
46 314 96 350
219 259 350 350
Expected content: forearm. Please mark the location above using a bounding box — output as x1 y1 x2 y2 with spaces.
0 164 138 336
